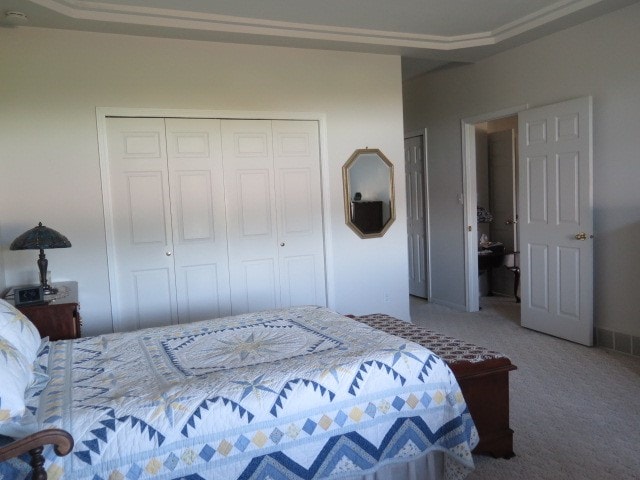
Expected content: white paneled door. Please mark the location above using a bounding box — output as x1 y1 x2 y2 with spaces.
165 119 232 324
222 120 326 315
404 134 429 298
106 117 231 331
107 118 176 330
272 121 326 309
105 117 326 330
518 97 593 345
221 120 279 313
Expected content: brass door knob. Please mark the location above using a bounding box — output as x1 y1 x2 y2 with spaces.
574 232 588 240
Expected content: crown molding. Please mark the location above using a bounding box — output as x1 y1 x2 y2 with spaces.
492 0 603 42
31 0 607 50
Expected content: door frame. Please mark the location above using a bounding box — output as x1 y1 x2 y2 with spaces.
404 128 432 300
461 104 527 312
96 107 333 331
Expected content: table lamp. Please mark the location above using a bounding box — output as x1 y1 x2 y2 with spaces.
10 222 71 294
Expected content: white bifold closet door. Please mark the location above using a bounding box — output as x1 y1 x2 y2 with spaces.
106 117 231 331
105 117 325 331
221 120 326 315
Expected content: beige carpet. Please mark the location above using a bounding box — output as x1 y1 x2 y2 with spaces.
409 296 640 480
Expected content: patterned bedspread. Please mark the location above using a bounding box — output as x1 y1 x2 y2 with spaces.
8 306 478 480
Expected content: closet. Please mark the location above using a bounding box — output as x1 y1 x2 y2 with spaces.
105 117 326 332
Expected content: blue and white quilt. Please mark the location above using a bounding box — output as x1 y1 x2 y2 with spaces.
5 306 478 479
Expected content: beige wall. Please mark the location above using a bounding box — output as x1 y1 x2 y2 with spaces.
0 27 409 335
404 2 640 337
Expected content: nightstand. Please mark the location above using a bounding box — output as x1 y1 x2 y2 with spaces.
5 281 81 340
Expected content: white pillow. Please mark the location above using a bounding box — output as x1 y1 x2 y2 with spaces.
0 298 41 364
0 337 34 433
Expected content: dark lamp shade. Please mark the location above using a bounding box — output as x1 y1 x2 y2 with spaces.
477 206 493 224
10 222 71 250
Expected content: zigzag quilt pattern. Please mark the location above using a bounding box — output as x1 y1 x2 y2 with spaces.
2 306 478 480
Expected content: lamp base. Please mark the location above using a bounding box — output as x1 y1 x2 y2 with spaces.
43 285 59 295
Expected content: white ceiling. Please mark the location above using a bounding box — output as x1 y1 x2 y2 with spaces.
1 0 637 79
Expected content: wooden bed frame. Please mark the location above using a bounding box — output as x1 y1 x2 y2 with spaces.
448 356 516 458
0 429 73 480
352 314 516 459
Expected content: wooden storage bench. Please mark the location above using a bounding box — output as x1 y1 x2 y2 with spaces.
352 314 516 459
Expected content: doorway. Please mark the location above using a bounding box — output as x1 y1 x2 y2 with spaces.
461 105 525 312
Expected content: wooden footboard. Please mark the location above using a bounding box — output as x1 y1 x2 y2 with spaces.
351 314 516 459
0 429 74 480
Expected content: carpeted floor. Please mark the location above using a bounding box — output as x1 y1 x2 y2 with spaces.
409 295 640 480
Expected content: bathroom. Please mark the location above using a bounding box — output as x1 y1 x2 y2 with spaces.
475 116 520 301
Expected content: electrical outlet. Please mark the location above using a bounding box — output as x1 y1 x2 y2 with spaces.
383 292 391 303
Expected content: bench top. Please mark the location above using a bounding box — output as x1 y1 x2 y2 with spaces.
351 314 515 378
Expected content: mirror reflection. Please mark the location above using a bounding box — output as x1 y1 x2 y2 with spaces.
342 148 395 238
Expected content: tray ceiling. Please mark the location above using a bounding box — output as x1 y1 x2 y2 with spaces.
2 0 637 78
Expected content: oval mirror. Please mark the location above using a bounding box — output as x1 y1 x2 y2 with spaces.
342 148 395 238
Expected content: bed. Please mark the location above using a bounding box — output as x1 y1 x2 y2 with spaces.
0 302 478 480
350 314 516 459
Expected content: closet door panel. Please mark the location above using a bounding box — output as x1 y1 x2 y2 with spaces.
237 170 273 237
106 117 177 331
166 119 231 322
178 264 225 320
128 172 169 245
281 255 319 306
174 171 214 241
280 170 313 233
241 259 279 312
272 121 327 307
222 120 279 315
132 268 175 329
